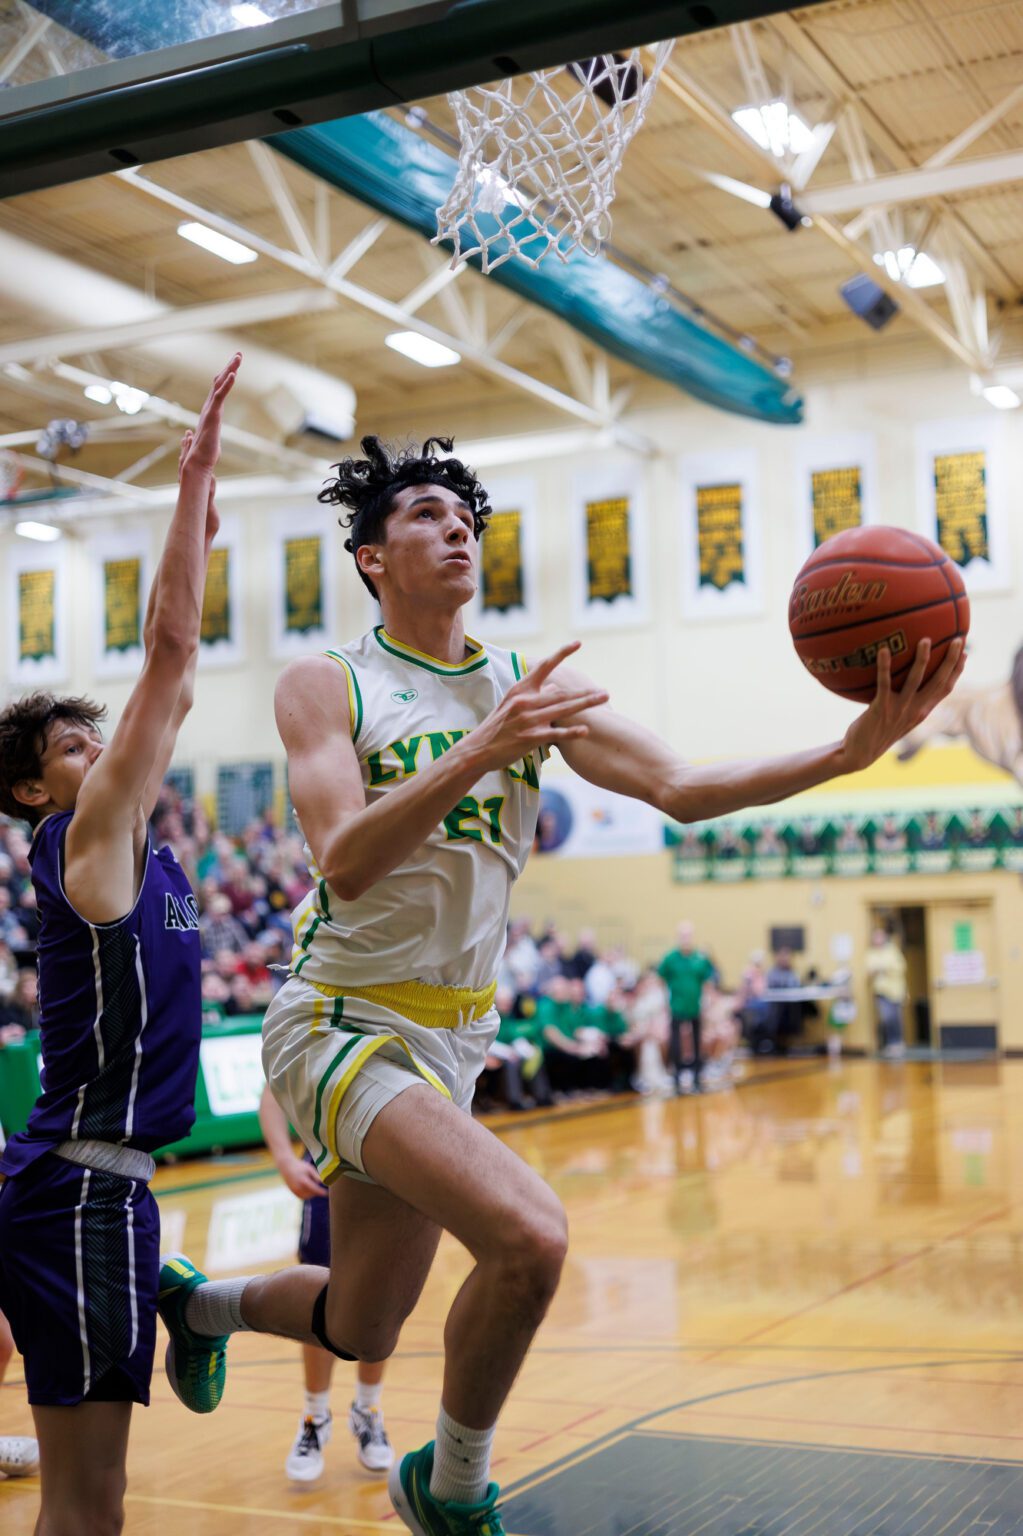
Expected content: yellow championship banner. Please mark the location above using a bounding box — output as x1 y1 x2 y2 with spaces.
201 546 231 645
284 535 323 635
696 482 745 590
933 449 989 566
18 568 56 662
103 556 142 653
481 510 523 612
811 466 862 546
586 495 632 603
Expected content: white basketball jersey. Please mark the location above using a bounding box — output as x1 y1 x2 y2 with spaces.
290 626 544 993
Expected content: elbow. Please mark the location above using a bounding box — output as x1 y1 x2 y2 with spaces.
150 625 198 665
324 868 366 904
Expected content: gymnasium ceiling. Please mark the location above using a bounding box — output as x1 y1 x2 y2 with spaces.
1 0 1022 511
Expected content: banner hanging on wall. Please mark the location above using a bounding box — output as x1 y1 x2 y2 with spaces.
572 466 648 629
19 568 55 664
8 542 67 686
270 507 336 659
916 418 1007 591
90 535 149 679
680 450 762 620
199 514 244 667
695 481 745 590
794 433 877 564
470 475 540 638
284 534 323 635
586 494 633 603
932 449 989 566
536 774 665 859
811 466 863 545
201 548 231 644
104 557 142 653
481 509 524 613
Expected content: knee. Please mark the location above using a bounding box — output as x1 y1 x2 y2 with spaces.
497 1197 568 1302
322 1298 402 1365
40 1488 125 1536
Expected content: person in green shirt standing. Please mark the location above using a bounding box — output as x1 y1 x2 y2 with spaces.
657 920 715 1092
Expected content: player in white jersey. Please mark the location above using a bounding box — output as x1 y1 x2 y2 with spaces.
163 435 964 1536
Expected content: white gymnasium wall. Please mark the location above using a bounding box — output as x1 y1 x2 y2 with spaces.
2 357 1020 786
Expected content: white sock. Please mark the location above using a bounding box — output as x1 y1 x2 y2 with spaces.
304 1388 331 1421
429 1407 495 1506
183 1277 253 1336
355 1379 383 1411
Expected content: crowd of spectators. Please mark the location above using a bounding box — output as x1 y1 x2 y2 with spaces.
1 783 841 1110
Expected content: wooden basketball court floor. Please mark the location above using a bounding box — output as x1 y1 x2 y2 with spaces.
4 1056 1023 1534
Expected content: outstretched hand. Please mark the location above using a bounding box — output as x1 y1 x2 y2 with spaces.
472 641 609 773
178 353 241 549
841 637 966 772
178 352 241 478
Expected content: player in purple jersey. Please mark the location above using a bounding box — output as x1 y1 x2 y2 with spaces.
0 354 240 1536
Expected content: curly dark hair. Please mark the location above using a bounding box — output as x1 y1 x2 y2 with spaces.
0 692 106 826
317 435 491 599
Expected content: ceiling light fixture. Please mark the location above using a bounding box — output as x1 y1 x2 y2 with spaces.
15 521 62 542
177 221 258 265
873 246 944 289
732 102 814 158
981 384 1020 410
385 332 461 368
84 383 114 404
110 382 150 416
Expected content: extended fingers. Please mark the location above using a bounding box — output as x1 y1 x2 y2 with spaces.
545 688 609 721
529 640 582 686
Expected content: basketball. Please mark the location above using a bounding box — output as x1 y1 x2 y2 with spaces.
789 526 970 703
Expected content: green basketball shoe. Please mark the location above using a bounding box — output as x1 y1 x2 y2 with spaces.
157 1253 228 1414
388 1442 505 1536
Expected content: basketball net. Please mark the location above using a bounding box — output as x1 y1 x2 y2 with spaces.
435 44 674 273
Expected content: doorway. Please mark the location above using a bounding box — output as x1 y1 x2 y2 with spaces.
869 905 930 1048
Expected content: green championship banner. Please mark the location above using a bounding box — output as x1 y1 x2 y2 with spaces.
586 495 632 603
284 535 323 636
811 466 862 546
669 804 1023 884
18 568 56 662
201 546 231 645
933 449 989 566
696 482 745 591
481 510 524 613
103 556 142 653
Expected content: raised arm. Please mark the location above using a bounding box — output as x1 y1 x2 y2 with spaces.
64 355 240 921
140 426 223 820
279 642 607 902
550 639 966 823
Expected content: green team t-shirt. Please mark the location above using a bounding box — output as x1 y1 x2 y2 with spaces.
657 948 714 1019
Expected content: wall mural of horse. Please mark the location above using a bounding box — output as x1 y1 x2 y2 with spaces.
896 644 1023 789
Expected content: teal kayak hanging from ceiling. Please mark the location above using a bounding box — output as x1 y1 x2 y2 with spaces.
269 112 802 425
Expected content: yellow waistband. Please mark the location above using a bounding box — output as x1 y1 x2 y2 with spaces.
303 975 498 1030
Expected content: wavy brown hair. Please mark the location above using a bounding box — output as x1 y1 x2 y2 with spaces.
317 435 491 599
0 692 106 826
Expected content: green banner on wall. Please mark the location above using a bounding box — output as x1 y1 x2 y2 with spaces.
284 535 323 635
103 556 142 653
18 568 56 662
481 509 524 613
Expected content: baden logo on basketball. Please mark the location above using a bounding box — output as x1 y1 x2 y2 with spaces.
791 569 888 620
391 689 419 704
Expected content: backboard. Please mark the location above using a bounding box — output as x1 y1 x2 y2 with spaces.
0 1 833 198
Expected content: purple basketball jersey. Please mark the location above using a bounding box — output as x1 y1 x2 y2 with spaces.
1 811 202 1175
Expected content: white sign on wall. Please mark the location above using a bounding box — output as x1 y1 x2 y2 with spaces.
199 1033 265 1117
